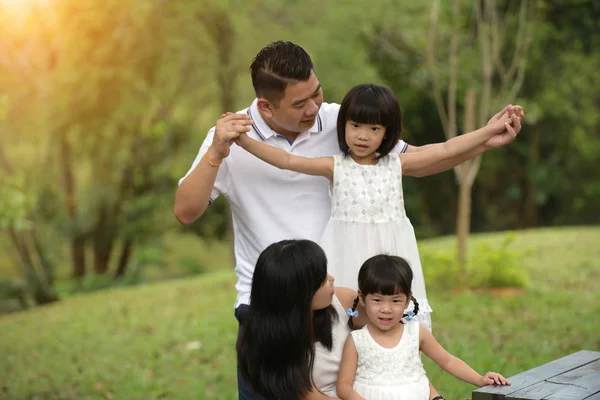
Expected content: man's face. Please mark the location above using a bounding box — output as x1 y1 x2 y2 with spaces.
266 71 323 135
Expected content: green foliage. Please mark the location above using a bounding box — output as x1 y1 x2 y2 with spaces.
0 173 35 231
1 0 599 310
0 278 28 309
422 232 529 290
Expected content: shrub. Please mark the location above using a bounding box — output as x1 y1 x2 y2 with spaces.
421 232 529 291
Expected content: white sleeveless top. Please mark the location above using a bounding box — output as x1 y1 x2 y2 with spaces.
312 295 351 397
351 321 430 400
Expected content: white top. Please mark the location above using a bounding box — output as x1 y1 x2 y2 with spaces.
179 99 407 308
313 295 351 397
320 154 433 316
351 322 430 400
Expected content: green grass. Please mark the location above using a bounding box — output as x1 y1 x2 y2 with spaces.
1 227 599 399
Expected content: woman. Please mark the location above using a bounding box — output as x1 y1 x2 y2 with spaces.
236 239 442 400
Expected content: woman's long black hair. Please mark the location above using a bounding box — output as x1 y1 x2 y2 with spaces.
236 239 338 400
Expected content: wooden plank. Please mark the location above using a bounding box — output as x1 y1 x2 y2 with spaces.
505 381 569 400
547 359 600 384
546 372 600 400
473 351 600 400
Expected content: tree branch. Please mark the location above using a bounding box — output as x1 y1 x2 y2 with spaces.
427 0 450 138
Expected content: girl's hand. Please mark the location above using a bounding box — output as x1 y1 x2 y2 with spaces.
480 372 511 386
487 104 525 125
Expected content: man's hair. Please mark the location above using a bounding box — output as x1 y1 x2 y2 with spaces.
250 41 314 104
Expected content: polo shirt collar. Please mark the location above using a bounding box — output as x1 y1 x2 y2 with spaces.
247 98 323 141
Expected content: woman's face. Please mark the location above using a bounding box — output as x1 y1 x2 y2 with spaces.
311 273 335 310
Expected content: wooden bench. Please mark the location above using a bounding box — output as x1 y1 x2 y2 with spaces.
472 350 600 400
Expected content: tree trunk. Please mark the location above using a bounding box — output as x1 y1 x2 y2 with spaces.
92 204 116 274
58 131 87 278
8 227 59 305
456 89 477 271
71 235 87 278
114 239 134 278
32 231 54 286
456 175 474 270
523 126 540 227
210 9 237 260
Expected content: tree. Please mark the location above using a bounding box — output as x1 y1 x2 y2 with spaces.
0 0 216 298
425 0 537 267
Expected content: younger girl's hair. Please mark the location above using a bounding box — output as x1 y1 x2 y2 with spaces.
347 254 419 330
336 83 403 159
237 239 338 400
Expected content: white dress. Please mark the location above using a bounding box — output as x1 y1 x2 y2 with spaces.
320 154 433 329
351 321 430 400
313 294 351 397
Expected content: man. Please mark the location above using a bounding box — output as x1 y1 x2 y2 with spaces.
175 40 522 400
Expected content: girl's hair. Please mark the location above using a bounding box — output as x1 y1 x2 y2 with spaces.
237 239 338 400
337 83 403 159
347 254 419 330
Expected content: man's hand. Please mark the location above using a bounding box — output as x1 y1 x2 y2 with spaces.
484 104 524 149
210 113 254 163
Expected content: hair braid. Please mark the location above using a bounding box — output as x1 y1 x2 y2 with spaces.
347 296 360 330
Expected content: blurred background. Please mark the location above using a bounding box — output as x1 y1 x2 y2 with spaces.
1 0 598 399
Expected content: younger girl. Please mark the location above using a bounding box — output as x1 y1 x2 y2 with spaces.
235 83 522 331
337 254 510 400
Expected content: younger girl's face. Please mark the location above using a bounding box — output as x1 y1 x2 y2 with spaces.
311 273 335 310
360 291 409 331
344 120 387 164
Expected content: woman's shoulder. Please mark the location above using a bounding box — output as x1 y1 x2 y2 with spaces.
334 287 358 310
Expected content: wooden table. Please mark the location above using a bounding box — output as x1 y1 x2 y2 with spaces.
472 350 600 400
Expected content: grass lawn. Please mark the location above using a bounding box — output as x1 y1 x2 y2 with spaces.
1 227 599 399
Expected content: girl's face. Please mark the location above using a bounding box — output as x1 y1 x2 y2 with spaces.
311 273 335 310
360 291 409 331
344 120 387 164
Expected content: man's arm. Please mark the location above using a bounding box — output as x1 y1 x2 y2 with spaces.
174 114 253 224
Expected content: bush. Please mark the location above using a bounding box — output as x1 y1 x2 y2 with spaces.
422 232 529 291
0 278 28 312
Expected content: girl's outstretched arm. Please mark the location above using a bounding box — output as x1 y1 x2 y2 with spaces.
235 133 334 181
419 323 511 387
400 114 520 177
336 336 365 400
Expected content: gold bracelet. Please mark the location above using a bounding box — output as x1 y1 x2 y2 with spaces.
207 146 222 167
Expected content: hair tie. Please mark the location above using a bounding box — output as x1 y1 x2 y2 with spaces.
346 308 359 318
404 311 415 321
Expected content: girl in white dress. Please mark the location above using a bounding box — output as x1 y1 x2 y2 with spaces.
338 254 510 400
235 83 521 332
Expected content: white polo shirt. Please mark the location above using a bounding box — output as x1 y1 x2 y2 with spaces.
180 99 408 308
